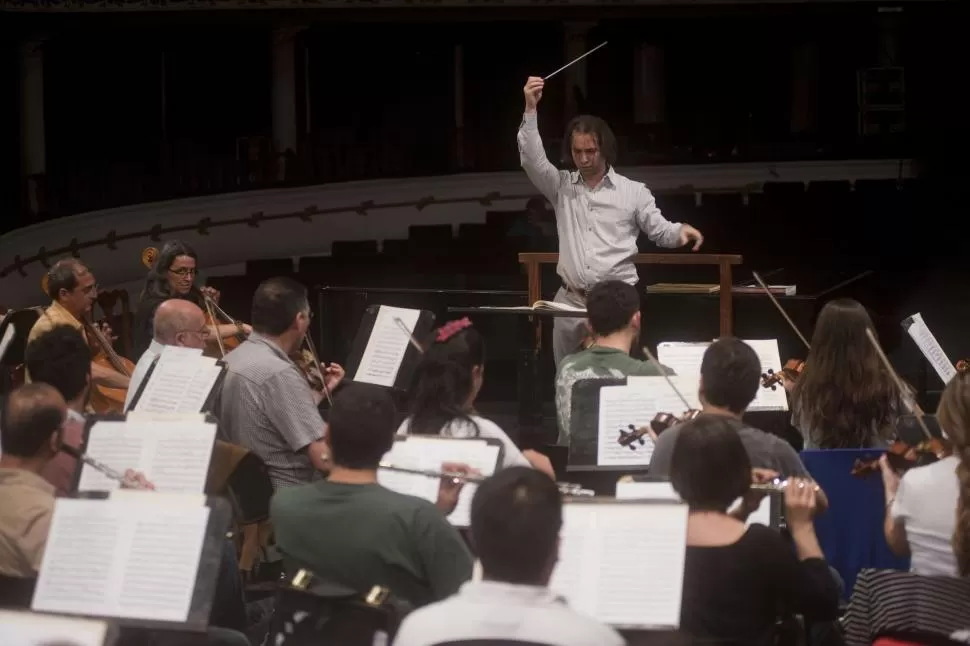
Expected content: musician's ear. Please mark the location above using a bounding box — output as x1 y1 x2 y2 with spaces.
584 319 593 335
631 311 641 329
697 375 707 403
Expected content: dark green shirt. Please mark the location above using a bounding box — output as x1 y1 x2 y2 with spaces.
271 480 474 608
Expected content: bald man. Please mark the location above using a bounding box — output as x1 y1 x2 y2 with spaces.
124 299 210 411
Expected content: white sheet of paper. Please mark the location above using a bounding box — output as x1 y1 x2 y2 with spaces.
77 420 216 494
549 501 689 628
0 611 109 646
354 305 421 387
134 347 221 414
656 339 788 412
597 378 699 467
32 497 210 623
904 313 956 385
378 436 501 527
615 480 773 527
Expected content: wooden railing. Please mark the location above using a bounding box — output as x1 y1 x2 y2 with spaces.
518 252 743 336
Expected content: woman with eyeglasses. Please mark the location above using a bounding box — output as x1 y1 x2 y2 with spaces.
132 240 252 359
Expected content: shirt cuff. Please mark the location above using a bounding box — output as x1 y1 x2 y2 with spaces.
520 111 538 128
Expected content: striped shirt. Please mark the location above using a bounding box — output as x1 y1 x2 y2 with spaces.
216 333 324 490
517 111 684 291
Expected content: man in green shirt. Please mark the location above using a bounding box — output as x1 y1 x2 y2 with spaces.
271 383 474 608
555 280 672 444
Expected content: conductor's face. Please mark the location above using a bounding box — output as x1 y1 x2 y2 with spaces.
570 132 604 179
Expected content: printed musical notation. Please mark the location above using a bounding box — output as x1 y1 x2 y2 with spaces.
354 305 421 388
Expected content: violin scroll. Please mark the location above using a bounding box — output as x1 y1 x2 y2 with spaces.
617 409 702 449
760 359 805 391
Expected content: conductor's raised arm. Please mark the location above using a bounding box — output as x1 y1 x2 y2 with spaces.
517 76 563 203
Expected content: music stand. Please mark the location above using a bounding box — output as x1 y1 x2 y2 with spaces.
344 305 435 392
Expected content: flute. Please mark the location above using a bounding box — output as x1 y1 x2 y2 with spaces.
60 444 150 490
750 478 821 492
379 462 485 485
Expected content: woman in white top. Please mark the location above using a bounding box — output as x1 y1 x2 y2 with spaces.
397 318 554 477
881 370 970 576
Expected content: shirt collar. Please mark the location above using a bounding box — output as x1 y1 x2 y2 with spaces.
0 467 57 497
48 301 82 328
570 166 616 189
248 332 293 364
458 580 565 605
147 339 166 356
66 408 85 424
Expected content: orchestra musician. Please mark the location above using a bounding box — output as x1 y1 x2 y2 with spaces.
788 299 908 449
27 259 130 398
518 76 704 366
125 299 211 411
217 277 344 490
881 369 970 576
132 240 252 360
397 318 555 478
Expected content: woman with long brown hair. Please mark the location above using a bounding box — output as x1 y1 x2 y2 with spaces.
791 298 906 449
881 371 970 576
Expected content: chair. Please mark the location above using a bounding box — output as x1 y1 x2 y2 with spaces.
799 450 910 596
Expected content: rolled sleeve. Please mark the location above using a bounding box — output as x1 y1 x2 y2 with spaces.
517 112 564 204
261 367 325 452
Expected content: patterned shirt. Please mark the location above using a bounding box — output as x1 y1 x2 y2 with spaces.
216 333 324 490
25 301 86 384
555 346 671 444
517 111 684 290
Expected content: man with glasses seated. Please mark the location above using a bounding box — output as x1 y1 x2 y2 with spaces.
125 298 212 411
26 259 129 393
217 277 345 490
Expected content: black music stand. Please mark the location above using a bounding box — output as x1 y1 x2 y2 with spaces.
344 305 436 392
30 496 232 633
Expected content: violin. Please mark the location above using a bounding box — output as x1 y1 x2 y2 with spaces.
651 409 701 434
293 333 334 406
760 358 805 390
957 359 969 374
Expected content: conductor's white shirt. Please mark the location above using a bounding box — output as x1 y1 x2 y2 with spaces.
517 111 684 291
392 580 624 646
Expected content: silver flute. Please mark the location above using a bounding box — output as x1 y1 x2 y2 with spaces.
378 462 595 496
61 445 149 490
750 478 821 492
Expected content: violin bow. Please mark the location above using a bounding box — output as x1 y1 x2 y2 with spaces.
303 332 334 407
751 271 811 350
864 327 934 442
393 317 425 354
201 295 227 359
641 345 693 412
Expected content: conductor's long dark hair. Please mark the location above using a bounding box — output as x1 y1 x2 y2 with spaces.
560 115 618 169
408 322 484 438
141 240 198 301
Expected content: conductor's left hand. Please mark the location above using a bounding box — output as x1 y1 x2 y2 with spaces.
679 224 704 251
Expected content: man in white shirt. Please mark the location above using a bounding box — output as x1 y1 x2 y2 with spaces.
125 298 210 411
517 76 704 366
392 466 623 646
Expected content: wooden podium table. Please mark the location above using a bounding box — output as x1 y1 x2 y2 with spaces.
519 252 743 337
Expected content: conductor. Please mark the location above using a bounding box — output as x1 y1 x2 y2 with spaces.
517 76 704 366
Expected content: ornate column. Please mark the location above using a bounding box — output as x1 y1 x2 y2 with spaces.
563 22 595 117
272 27 302 180
20 37 46 216
633 43 664 125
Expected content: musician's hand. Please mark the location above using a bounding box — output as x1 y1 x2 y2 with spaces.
678 224 704 251
436 462 477 515
200 286 221 304
783 477 818 527
96 321 118 343
737 468 778 514
240 323 253 337
879 454 901 502
523 76 544 112
121 469 155 491
324 362 345 391
781 373 796 393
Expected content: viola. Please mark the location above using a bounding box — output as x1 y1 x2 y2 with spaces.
761 358 805 390
84 318 134 414
616 409 701 449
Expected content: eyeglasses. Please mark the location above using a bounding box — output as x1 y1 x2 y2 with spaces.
169 268 197 277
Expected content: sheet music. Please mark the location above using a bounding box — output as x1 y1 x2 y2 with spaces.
0 611 110 646
354 305 421 387
903 313 957 384
616 480 773 527
77 420 216 494
597 378 697 467
32 497 209 623
656 340 788 412
378 436 501 527
549 501 688 628
134 347 221 414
